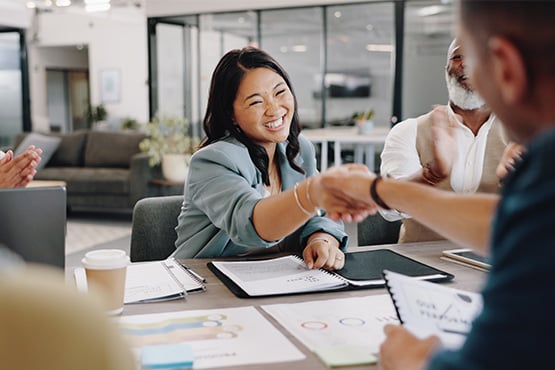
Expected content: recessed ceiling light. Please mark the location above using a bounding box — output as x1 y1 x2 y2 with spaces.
292 44 307 53
334 11 341 18
85 3 110 12
55 0 71 7
25 1 37 8
366 44 393 52
417 5 445 17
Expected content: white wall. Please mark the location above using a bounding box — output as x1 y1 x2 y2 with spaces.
29 9 149 131
0 0 32 28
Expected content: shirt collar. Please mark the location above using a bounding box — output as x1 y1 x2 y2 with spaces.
447 102 497 137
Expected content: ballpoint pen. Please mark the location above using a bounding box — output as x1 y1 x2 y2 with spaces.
185 266 207 283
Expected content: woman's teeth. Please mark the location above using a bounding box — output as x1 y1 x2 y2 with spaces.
265 118 283 129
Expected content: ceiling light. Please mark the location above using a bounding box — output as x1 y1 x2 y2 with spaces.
85 3 110 12
55 0 71 7
25 1 37 8
85 0 110 4
366 44 393 52
417 5 445 17
292 44 307 53
334 11 341 18
366 24 374 32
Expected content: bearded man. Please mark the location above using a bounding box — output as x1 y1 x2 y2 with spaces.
379 38 511 243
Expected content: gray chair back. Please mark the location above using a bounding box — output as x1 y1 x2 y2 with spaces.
357 213 401 246
130 195 183 262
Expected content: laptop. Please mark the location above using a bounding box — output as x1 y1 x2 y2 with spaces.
0 186 66 269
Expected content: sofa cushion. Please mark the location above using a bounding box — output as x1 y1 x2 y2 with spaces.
47 130 88 167
14 130 87 167
36 167 131 194
14 132 61 169
84 131 146 168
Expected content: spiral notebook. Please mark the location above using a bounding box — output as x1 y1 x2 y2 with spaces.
124 258 206 303
208 249 453 298
383 270 482 349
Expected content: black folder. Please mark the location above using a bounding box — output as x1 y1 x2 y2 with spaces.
208 249 454 298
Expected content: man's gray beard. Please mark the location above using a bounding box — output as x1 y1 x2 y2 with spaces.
446 75 485 110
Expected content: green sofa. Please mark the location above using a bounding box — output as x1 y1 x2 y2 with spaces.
15 130 153 212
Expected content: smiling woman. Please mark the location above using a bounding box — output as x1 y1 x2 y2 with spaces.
172 47 349 271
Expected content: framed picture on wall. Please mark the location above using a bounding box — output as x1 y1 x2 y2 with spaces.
100 69 121 103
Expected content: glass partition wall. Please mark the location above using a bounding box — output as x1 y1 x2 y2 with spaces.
0 29 29 147
148 0 454 138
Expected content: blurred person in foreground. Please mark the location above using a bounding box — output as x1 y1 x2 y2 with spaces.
313 1 555 369
0 247 135 370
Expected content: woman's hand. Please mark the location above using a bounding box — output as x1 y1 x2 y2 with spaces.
302 233 344 270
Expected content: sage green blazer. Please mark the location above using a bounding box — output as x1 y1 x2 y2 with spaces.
172 134 348 258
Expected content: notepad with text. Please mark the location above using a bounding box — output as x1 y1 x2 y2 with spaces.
208 249 454 298
124 258 205 304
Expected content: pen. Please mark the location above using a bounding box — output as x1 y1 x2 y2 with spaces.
178 262 207 283
185 266 207 283
183 265 206 283
170 258 207 283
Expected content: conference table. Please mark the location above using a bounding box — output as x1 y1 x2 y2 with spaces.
115 240 487 370
302 126 390 172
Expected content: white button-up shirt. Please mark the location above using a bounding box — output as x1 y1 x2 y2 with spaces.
379 104 497 220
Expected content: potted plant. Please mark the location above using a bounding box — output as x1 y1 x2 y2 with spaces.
87 104 109 129
352 108 375 134
139 114 198 183
120 117 140 131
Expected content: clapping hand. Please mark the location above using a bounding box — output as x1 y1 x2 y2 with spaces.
0 145 42 188
425 106 458 184
496 142 525 183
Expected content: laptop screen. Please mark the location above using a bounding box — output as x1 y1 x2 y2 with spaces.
0 186 66 269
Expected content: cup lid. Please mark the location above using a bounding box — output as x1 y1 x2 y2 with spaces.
81 249 129 270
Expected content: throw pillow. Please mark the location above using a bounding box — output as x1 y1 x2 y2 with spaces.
14 133 62 170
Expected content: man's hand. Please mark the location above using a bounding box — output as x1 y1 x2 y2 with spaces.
0 146 42 188
379 324 440 370
424 106 458 184
496 142 525 182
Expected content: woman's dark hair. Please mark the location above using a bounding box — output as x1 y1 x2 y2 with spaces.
201 46 303 185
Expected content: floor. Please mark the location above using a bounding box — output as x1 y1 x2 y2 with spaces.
65 212 359 268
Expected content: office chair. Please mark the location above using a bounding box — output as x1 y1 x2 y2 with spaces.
357 213 402 246
130 195 184 262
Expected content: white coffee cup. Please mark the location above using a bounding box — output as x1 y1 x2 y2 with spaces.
81 249 129 315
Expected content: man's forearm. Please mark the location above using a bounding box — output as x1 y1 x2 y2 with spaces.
376 177 498 253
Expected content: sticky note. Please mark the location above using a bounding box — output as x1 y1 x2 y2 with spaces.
315 345 377 367
141 343 194 369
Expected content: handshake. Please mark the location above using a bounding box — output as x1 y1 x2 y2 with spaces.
310 164 385 223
